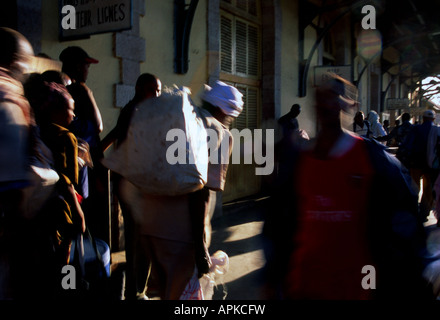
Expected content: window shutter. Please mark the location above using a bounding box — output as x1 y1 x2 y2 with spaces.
220 2 260 130
233 85 259 130
248 24 259 76
236 20 248 75
247 87 258 129
221 15 260 77
223 0 258 16
220 15 233 73
235 86 247 130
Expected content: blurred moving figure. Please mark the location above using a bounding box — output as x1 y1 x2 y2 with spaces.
263 73 433 300
0 27 35 299
398 110 439 223
59 46 108 241
352 111 371 139
102 73 162 300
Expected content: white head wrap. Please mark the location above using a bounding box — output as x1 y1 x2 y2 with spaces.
201 81 244 118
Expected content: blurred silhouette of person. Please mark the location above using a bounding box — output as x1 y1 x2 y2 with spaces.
383 119 390 134
59 46 108 241
102 73 162 300
101 73 162 151
378 113 414 148
0 27 35 299
38 82 87 259
367 110 387 143
278 104 301 136
189 81 244 279
398 110 438 222
278 103 309 146
352 111 371 138
263 73 432 300
396 113 413 146
274 104 309 181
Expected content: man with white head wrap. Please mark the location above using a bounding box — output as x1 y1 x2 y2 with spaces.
201 80 243 118
188 81 243 279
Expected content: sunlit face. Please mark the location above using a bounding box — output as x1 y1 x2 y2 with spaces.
57 98 75 128
155 79 162 97
66 98 76 125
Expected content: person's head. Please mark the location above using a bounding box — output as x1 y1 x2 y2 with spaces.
401 112 411 122
289 104 301 118
59 46 98 83
367 110 380 123
0 27 34 81
41 70 71 86
314 73 358 129
135 73 162 101
40 82 75 128
201 80 244 127
423 109 436 123
23 72 45 123
354 111 365 124
383 119 389 127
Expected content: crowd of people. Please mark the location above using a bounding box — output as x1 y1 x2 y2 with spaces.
350 102 440 227
0 27 245 300
1 26 439 301
263 73 438 300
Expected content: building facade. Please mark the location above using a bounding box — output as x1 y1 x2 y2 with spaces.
5 0 440 248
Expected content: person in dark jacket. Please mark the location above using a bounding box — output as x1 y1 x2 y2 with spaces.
263 73 433 300
59 46 108 241
397 110 438 222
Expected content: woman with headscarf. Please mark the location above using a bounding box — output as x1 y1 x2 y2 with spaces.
367 110 387 143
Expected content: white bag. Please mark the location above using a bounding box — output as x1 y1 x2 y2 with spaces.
102 87 208 196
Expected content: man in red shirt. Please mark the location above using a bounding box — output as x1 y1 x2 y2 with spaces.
263 73 432 300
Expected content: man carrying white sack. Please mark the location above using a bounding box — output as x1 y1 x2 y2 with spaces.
104 81 242 300
189 81 244 280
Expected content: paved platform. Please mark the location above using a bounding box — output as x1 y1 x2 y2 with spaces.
208 196 268 300
110 197 440 300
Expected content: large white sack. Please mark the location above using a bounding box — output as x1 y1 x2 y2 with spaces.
102 87 208 196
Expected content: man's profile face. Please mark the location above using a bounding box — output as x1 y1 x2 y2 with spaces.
78 62 90 83
155 80 162 97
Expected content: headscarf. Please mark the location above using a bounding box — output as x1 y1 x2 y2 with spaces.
201 80 244 118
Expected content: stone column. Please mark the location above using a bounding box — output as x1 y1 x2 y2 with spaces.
114 0 146 108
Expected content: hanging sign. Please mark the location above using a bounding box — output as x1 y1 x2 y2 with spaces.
59 0 132 40
387 98 410 110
